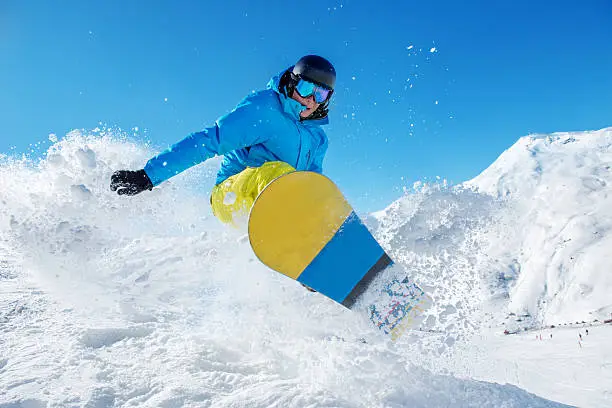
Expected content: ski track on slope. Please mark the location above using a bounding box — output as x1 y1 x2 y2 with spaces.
461 325 612 408
2 129 607 406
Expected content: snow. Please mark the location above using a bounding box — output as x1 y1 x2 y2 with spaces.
466 325 612 407
1 128 611 407
465 128 612 324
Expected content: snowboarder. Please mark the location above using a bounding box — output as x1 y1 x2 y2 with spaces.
110 55 336 227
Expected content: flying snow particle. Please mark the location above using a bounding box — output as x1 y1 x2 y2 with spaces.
48 133 58 143
430 47 438 53
407 45 414 50
164 97 168 102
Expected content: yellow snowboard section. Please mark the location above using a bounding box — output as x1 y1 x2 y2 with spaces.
248 171 352 280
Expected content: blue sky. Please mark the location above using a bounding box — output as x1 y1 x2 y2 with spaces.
1 0 611 211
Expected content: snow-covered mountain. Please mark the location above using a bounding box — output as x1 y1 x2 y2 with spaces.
373 128 612 327
1 128 610 407
468 128 612 325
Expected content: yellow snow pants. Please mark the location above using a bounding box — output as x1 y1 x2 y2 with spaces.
211 161 296 227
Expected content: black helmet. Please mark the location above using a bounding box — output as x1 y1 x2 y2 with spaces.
292 55 336 90
280 55 336 121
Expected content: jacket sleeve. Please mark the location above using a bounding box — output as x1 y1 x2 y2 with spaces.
144 94 276 186
307 134 328 174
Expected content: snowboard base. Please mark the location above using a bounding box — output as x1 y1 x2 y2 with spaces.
369 276 432 340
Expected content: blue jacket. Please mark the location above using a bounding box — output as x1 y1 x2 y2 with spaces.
144 72 330 187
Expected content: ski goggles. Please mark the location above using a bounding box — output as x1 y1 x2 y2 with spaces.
295 79 332 103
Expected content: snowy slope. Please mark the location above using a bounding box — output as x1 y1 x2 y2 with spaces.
0 130 573 407
1 128 610 407
465 324 612 408
370 127 612 406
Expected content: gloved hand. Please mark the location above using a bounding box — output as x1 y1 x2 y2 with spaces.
110 169 154 196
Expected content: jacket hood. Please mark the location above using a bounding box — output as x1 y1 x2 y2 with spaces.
267 69 329 126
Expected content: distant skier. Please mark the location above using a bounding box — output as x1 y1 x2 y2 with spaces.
110 55 336 226
579 333 582 340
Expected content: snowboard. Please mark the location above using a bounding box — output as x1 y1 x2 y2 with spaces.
248 171 432 339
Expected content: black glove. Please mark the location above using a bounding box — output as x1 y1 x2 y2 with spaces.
110 169 154 196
